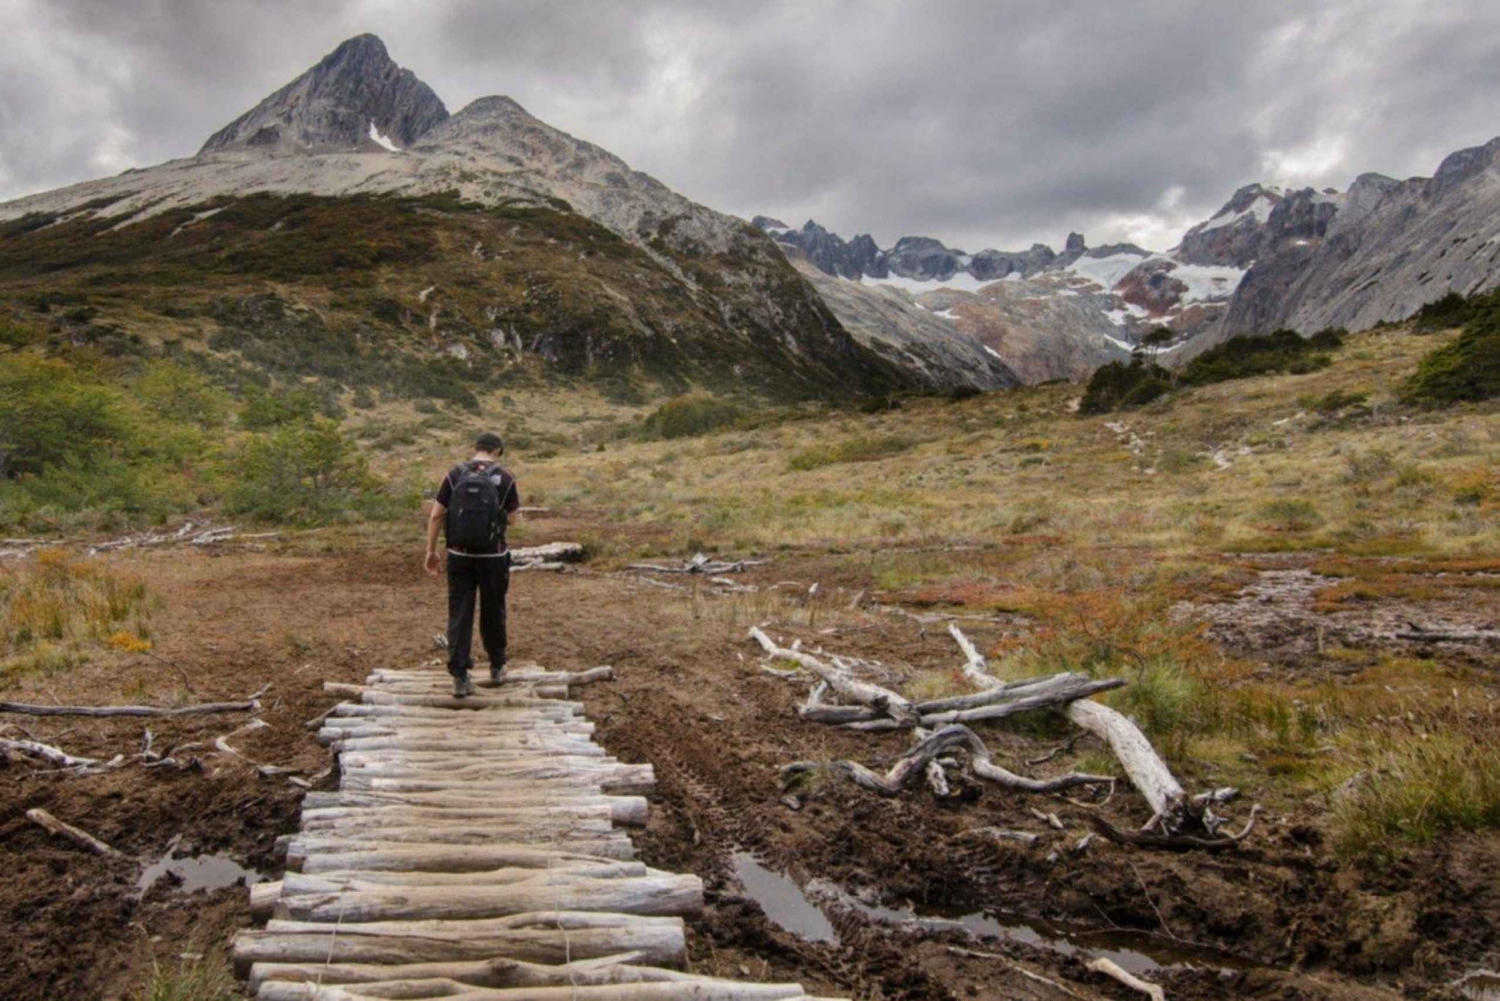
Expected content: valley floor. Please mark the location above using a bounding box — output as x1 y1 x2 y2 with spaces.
2 324 1497 1000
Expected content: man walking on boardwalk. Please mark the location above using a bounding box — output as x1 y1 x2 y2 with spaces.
425 432 521 698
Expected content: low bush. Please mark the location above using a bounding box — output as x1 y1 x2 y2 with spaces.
1257 498 1323 532
1179 328 1342 387
1078 358 1170 415
1402 302 1500 406
787 434 914 471
641 395 743 439
224 419 404 524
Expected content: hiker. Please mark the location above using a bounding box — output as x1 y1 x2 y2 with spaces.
425 432 521 698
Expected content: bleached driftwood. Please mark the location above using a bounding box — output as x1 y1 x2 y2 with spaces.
948 624 993 689
627 552 768 575
1063 700 1186 830
783 724 1112 797
1085 957 1165 1001
26 808 119 856
510 542 586 568
1 737 105 771
749 627 918 725
0 686 268 718
845 675 1125 731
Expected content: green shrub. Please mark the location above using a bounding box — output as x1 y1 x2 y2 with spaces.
787 433 913 470
642 395 743 439
239 385 324 430
0 355 127 478
225 419 399 524
1179 328 1341 386
1402 306 1500 406
1078 358 1170 415
134 361 231 428
1410 291 1475 332
1256 498 1323 532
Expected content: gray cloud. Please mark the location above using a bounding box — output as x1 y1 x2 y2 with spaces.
3 0 1499 252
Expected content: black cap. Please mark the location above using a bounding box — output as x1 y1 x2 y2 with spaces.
475 431 504 453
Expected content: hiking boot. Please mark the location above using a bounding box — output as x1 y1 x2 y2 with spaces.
452 673 475 699
489 663 505 685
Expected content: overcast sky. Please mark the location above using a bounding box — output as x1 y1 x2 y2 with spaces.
4 0 1499 251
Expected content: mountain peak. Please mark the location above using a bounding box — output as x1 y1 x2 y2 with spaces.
199 34 448 155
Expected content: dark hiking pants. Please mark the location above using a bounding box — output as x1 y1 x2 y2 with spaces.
446 552 510 678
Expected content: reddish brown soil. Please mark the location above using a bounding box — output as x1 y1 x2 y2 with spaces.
1 538 1492 1000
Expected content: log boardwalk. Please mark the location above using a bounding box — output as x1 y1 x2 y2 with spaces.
235 664 837 1001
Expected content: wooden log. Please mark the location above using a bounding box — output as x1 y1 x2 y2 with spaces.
335 739 601 755
276 874 704 923
251 881 283 918
304 781 615 805
329 704 581 720
286 821 622 850
748 627 918 725
279 863 649 896
329 690 579 710
254 980 807 1001
842 676 1125 732
2 737 105 770
1 695 263 718
1064 699 1186 827
25 808 119 856
300 791 640 819
288 836 634 868
249 953 740 993
341 767 654 796
296 844 636 874
301 800 648 829
1085 957 1165 1001
947 623 992 690
367 667 614 689
914 672 1091 713
318 720 595 735
233 915 686 973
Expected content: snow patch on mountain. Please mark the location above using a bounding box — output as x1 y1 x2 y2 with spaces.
368 120 401 152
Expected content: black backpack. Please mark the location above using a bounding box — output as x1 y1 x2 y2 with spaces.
446 463 506 551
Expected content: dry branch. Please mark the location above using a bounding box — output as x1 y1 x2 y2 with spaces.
783 724 1112 797
748 627 918 725
0 685 268 718
26 808 119 856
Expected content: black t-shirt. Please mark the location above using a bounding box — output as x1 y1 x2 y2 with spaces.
435 460 520 554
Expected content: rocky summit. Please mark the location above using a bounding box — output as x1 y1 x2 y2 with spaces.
200 34 450 154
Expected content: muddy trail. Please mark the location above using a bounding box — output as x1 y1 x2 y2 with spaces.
1 540 1496 999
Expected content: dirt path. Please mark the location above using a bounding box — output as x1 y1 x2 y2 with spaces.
1 542 1492 999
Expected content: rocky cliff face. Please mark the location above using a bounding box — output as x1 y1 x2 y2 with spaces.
201 35 449 154
1222 138 1500 336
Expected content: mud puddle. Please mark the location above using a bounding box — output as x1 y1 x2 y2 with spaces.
137 837 268 897
731 853 839 944
734 851 1254 976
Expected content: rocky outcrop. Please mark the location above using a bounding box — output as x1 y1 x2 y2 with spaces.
792 262 1017 390
1222 137 1500 335
200 35 449 154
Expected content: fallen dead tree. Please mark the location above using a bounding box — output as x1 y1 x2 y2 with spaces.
627 552 769 575
26 808 119 856
87 522 279 555
757 622 1256 848
782 724 1113 797
510 542 587 572
0 684 269 718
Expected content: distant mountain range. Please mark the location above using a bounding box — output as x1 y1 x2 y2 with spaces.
4 32 1497 395
755 139 1500 381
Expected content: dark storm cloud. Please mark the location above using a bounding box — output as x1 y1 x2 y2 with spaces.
4 0 1500 251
